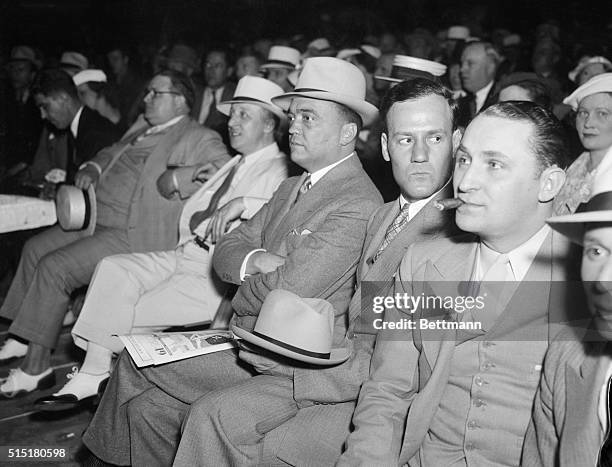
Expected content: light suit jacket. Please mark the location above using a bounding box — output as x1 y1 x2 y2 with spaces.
91 115 230 253
523 338 612 466
340 230 579 466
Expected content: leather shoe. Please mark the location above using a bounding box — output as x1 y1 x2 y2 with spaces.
0 368 55 399
34 377 109 412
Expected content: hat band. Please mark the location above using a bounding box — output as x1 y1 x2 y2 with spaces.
227 96 268 105
390 66 438 81
252 330 331 359
264 59 296 68
293 87 329 93
577 191 612 214
82 188 92 229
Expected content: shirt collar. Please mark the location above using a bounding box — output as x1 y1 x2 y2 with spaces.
478 225 550 281
308 152 354 186
475 80 495 112
145 115 185 136
70 106 84 138
240 142 279 171
399 178 451 221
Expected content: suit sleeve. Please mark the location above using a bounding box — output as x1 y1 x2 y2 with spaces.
339 246 421 466
521 343 561 467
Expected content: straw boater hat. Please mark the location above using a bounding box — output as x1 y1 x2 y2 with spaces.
568 56 612 83
60 51 89 71
216 75 286 120
260 46 301 70
55 184 97 236
563 72 612 110
73 69 107 87
548 176 612 245
231 289 351 365
271 56 378 126
375 54 447 83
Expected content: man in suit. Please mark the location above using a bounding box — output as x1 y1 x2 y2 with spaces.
257 77 462 466
456 41 501 129
81 57 382 467
339 101 574 466
192 48 236 148
0 69 230 397
522 179 612 466
33 76 289 410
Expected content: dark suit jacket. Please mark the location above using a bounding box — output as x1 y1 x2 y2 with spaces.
340 230 578 466
262 184 459 466
523 338 612 466
191 83 236 148
455 82 497 129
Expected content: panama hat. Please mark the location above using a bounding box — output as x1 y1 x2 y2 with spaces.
260 46 301 70
55 184 96 236
217 75 286 120
563 73 612 110
271 57 379 126
73 69 107 87
375 54 447 83
231 289 350 366
568 56 612 83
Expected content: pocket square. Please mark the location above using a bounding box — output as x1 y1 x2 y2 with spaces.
299 229 312 235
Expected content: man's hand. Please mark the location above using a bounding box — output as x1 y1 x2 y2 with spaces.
156 169 179 199
204 197 246 243
192 162 218 183
246 251 286 275
74 165 100 190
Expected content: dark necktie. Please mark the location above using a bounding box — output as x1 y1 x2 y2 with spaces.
204 90 217 126
600 375 612 467
189 158 242 233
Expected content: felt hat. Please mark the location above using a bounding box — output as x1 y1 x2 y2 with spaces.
7 46 41 69
337 45 381 61
231 289 350 365
73 69 107 86
60 51 89 71
260 46 301 70
568 56 612 83
55 184 96 236
217 75 286 120
272 57 379 126
375 54 447 83
563 72 612 109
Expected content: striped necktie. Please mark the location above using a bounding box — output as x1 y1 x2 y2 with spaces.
374 203 411 261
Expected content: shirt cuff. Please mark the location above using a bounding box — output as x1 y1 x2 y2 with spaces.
78 161 102 176
239 248 266 281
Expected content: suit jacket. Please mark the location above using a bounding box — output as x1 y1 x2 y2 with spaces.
264 184 459 466
455 82 497 129
523 338 612 466
91 115 230 253
73 106 122 169
340 230 578 466
213 154 382 395
191 83 236 148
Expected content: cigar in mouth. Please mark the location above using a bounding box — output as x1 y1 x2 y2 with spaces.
434 198 464 211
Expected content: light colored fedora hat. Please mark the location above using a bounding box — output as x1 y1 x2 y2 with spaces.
337 45 382 61
568 56 612 83
272 57 379 126
231 289 350 365
375 54 447 83
563 72 612 109
60 51 89 71
55 184 96 236
8 45 41 69
260 46 301 70
73 69 107 87
447 25 470 40
548 174 612 245
217 76 286 120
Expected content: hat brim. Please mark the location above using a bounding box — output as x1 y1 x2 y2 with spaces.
272 90 378 126
374 75 403 83
217 98 286 120
231 325 350 366
84 184 97 236
260 62 296 70
547 210 612 244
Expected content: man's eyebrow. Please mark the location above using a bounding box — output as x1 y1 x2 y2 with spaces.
481 150 511 160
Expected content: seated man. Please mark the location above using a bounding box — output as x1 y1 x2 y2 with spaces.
523 176 612 466
340 102 576 466
34 76 289 409
82 57 383 467
0 69 230 397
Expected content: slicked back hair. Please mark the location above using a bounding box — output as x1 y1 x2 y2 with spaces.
379 77 458 131
481 101 571 172
31 68 79 102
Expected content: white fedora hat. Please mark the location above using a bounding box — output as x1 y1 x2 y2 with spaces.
231 289 350 365
337 45 381 61
73 69 107 87
260 46 301 70
55 184 96 236
272 57 379 126
568 56 612 83
375 54 447 83
563 72 612 109
217 76 286 120
447 25 470 41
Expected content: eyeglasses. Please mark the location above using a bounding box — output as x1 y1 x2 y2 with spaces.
145 88 181 99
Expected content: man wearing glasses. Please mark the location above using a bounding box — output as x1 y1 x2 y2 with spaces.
0 69 230 398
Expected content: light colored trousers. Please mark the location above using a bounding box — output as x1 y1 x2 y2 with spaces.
72 241 227 354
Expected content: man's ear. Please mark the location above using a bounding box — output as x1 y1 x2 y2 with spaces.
538 165 566 203
451 128 462 153
226 66 235 79
381 132 390 162
339 122 358 146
